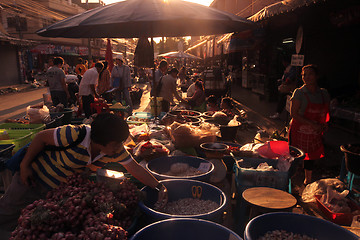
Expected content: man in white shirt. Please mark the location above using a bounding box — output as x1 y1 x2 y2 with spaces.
110 55 133 114
158 68 183 112
79 62 103 118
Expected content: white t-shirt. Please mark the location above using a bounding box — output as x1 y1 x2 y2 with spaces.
79 67 99 96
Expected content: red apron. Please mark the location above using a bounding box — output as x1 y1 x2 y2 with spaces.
289 91 330 160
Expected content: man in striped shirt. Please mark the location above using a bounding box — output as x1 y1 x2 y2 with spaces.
0 113 167 231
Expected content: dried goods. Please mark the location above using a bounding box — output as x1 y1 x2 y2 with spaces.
164 163 202 177
258 230 317 240
156 198 219 215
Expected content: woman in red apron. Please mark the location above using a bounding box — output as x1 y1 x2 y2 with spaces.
289 64 330 185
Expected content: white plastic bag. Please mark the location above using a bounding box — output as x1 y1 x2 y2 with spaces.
26 104 50 123
301 178 347 203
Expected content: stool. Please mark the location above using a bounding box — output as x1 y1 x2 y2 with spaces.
242 187 297 219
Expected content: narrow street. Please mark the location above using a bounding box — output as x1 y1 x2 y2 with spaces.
0 88 48 123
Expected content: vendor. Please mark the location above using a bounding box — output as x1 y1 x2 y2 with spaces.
220 97 238 117
0 113 168 231
185 80 206 112
206 95 219 112
289 64 330 185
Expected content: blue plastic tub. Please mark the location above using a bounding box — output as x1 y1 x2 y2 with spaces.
244 212 359 240
146 156 214 182
139 179 227 223
130 218 242 240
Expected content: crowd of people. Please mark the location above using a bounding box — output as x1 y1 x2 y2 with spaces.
43 55 235 121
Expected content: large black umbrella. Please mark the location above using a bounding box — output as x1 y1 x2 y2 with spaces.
36 0 256 38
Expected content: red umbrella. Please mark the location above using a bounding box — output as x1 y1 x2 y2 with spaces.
105 38 114 72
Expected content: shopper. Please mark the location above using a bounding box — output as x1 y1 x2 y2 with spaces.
79 62 103 118
151 60 168 96
270 57 297 119
289 64 330 185
158 68 184 112
0 113 168 231
111 55 133 114
97 61 111 95
46 57 70 107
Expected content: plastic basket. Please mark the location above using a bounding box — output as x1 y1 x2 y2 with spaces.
234 157 289 194
46 114 65 129
0 144 15 159
315 195 360 225
244 212 359 240
130 218 242 240
0 123 45 135
0 130 33 153
139 179 227 223
49 108 74 125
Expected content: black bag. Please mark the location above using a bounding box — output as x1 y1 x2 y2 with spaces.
6 126 87 173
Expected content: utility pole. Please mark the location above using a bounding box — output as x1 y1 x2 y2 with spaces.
86 0 92 63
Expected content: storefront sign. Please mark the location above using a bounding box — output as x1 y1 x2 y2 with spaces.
291 54 304 66
78 46 89 56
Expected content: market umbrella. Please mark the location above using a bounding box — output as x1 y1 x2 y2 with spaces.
134 37 154 68
36 0 256 38
157 51 202 60
105 38 114 72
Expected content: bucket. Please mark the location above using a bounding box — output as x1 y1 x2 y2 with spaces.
244 212 359 240
220 125 239 141
146 156 214 182
139 179 226 223
130 218 242 240
340 144 360 175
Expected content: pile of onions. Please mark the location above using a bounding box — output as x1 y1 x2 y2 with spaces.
10 173 142 240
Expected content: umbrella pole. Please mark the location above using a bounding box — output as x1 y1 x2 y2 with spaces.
151 37 158 117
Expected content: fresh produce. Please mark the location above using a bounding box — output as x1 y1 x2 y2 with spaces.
10 173 142 240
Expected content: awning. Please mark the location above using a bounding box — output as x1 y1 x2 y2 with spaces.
217 33 233 44
248 0 325 22
185 39 209 52
0 31 37 46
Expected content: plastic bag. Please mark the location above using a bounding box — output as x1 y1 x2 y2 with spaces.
301 178 347 203
26 104 50 123
129 123 150 142
133 139 170 161
169 122 217 148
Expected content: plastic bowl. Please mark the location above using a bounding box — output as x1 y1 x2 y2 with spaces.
168 110 202 118
200 142 229 152
130 218 242 240
340 144 360 175
146 156 214 181
244 212 359 240
139 179 227 222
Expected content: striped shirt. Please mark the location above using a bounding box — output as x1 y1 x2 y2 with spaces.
31 124 132 189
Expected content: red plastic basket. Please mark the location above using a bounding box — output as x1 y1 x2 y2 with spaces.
315 195 360 225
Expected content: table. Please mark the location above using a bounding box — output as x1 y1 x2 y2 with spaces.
242 187 297 218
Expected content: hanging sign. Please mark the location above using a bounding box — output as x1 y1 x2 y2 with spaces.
291 54 304 66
